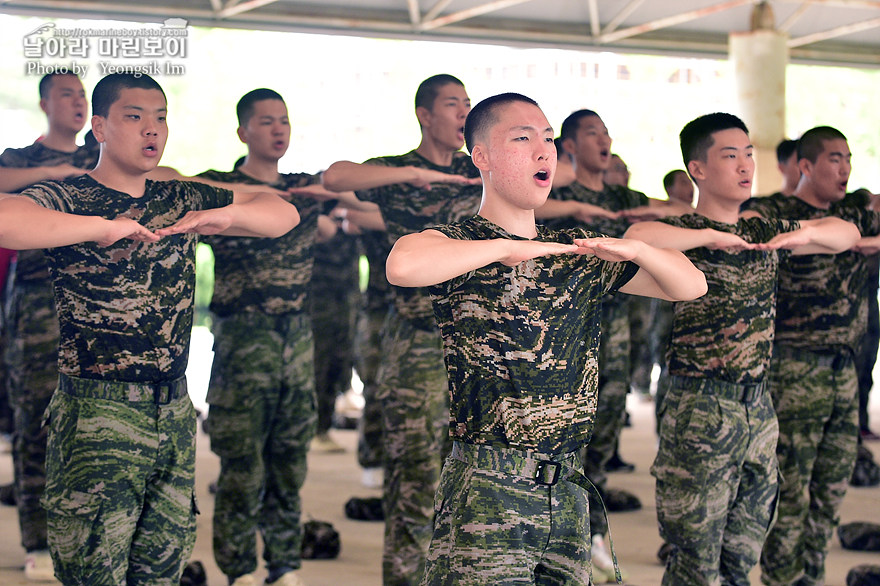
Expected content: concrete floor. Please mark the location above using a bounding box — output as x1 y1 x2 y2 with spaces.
1 330 879 585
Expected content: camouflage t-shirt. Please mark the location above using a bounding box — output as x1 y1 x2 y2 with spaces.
743 193 880 351
545 181 649 310
198 169 320 316
23 175 232 382
356 150 481 328
428 215 639 455
659 213 800 385
359 229 393 314
0 141 99 281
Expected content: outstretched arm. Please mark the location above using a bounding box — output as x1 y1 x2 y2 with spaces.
0 164 91 192
155 191 299 238
0 195 158 249
573 237 706 301
535 199 619 222
386 229 579 287
756 217 860 255
322 160 480 192
624 221 754 252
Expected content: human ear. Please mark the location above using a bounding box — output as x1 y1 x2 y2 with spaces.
687 159 705 181
90 115 107 143
471 143 490 171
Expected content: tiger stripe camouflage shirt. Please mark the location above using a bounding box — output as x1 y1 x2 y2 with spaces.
23 175 233 382
356 150 481 328
428 215 639 455
743 193 880 351
198 169 320 317
0 141 99 281
659 213 800 385
545 181 649 311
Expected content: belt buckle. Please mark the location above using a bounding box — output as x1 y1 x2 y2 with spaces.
535 460 561 486
154 382 173 405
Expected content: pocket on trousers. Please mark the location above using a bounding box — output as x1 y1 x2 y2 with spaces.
41 489 106 584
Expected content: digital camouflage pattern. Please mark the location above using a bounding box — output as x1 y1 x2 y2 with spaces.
355 229 392 469
743 193 880 586
22 175 229 582
198 169 321 316
378 314 450 585
356 150 481 328
310 211 361 435
0 142 99 551
651 213 801 585
425 215 637 584
743 193 880 350
23 175 232 381
543 181 650 535
423 445 591 586
658 213 800 385
545 182 649 239
198 169 320 580
207 312 316 579
428 215 638 456
584 302 629 537
42 374 197 585
0 142 99 281
5 280 57 550
355 150 480 586
653 377 779 586
760 348 857 586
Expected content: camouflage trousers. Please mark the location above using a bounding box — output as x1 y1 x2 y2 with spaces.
629 295 654 394
310 281 359 435
423 442 591 585
5 280 58 551
207 311 317 579
582 301 629 536
653 376 779 586
356 304 388 469
377 313 451 586
760 346 858 586
42 373 197 585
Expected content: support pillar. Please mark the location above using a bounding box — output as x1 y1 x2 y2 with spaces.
729 2 788 196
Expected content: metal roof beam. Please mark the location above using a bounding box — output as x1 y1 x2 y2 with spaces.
788 15 880 45
603 0 646 35
419 0 533 32
596 0 753 45
218 0 280 19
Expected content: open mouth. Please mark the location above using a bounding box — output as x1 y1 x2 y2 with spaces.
535 170 549 181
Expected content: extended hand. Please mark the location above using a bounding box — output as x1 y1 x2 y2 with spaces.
573 237 643 262
97 217 160 247
500 239 579 266
154 209 233 237
287 184 339 201
409 168 482 190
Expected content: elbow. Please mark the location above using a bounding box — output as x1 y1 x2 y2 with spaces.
321 165 345 192
266 204 300 238
385 255 408 287
680 269 708 301
385 244 421 288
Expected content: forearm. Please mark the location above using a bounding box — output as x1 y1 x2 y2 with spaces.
219 192 300 237
793 217 861 254
343 208 386 232
0 167 60 192
535 199 577 220
332 190 380 212
322 161 416 192
386 231 510 287
625 222 714 251
623 243 707 301
0 196 110 249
